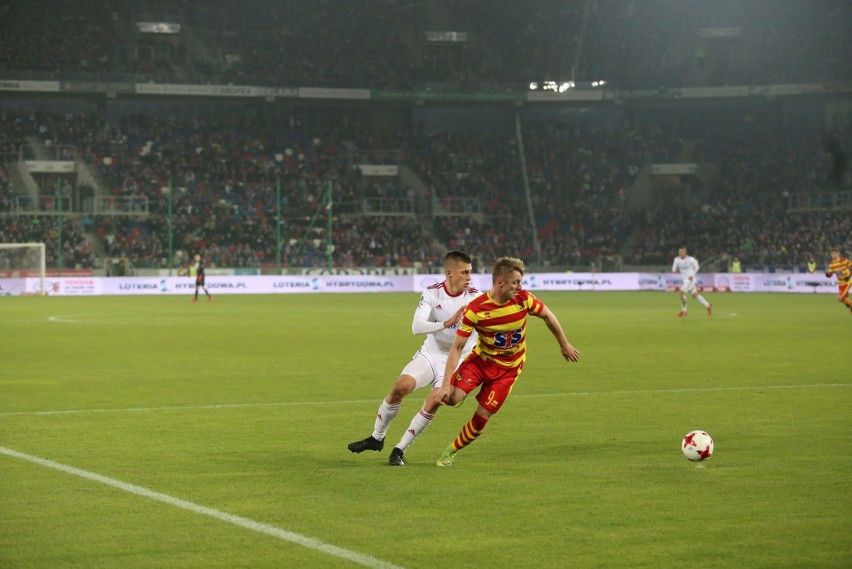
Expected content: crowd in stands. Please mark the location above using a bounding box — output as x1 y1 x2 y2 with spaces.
1 104 849 272
629 118 852 267
581 0 852 89
1 110 443 269
0 0 182 81
401 131 526 219
3 2 851 276
208 0 418 88
1 1 848 90
0 111 26 211
0 165 14 213
0 216 96 269
523 120 684 266
0 111 28 156
448 0 581 86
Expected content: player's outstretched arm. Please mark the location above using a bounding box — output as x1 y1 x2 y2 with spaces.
538 306 580 363
412 305 464 336
434 334 467 404
411 293 446 336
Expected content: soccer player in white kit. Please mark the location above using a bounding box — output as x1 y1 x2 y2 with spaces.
348 250 479 466
672 246 712 317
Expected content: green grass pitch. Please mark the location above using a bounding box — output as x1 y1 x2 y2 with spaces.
1 291 850 569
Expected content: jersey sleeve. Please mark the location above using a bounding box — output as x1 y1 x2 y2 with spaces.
456 305 477 338
411 291 445 336
522 290 544 316
671 258 678 273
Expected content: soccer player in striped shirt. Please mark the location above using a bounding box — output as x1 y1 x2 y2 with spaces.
825 245 852 314
347 250 480 466
432 257 580 467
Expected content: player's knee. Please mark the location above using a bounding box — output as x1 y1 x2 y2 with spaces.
475 406 494 419
446 389 466 407
422 397 441 413
390 375 416 400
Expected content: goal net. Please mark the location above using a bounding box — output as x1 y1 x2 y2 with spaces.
0 242 47 295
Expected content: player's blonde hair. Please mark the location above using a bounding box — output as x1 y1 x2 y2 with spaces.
492 256 525 283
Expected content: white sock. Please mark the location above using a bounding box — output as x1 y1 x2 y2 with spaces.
695 294 710 308
396 409 435 451
371 399 400 441
680 296 687 311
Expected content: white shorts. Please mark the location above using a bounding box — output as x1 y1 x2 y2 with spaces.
399 349 449 391
680 279 697 294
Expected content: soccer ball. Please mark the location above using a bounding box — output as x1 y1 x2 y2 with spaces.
681 430 714 462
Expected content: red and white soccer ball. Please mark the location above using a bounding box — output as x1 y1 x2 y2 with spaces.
681 430 714 462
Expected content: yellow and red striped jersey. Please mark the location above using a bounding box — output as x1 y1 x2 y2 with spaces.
457 289 545 369
827 257 851 282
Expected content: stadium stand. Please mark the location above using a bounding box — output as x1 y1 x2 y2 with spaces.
2 0 849 89
0 1 849 274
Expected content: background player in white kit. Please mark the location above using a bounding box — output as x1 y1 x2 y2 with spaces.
672 246 712 317
348 250 479 466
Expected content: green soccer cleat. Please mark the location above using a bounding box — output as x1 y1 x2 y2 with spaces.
436 446 459 467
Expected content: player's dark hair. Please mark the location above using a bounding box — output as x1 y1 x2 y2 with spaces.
492 256 525 283
444 250 471 267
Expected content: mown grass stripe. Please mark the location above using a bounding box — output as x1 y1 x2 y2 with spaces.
0 446 405 569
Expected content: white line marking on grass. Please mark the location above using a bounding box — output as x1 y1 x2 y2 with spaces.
0 399 379 417
0 446 405 569
47 314 206 325
48 315 91 324
1 384 848 418
520 382 850 399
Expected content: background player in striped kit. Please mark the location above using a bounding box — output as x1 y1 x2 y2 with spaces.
347 250 479 466
671 246 711 317
433 256 580 467
825 245 852 314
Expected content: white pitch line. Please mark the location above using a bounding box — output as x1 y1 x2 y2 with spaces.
47 314 210 325
0 399 379 417
518 382 851 399
0 446 405 569
47 315 91 324
0 384 848 418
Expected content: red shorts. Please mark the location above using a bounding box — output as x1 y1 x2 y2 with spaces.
451 353 524 414
839 280 851 299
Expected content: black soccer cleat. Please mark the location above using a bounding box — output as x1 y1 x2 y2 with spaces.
348 436 384 453
388 447 406 466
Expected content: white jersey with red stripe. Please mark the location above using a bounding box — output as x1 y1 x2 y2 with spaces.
672 255 699 293
413 281 479 356
672 255 699 280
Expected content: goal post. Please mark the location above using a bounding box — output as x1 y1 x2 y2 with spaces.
0 242 47 295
